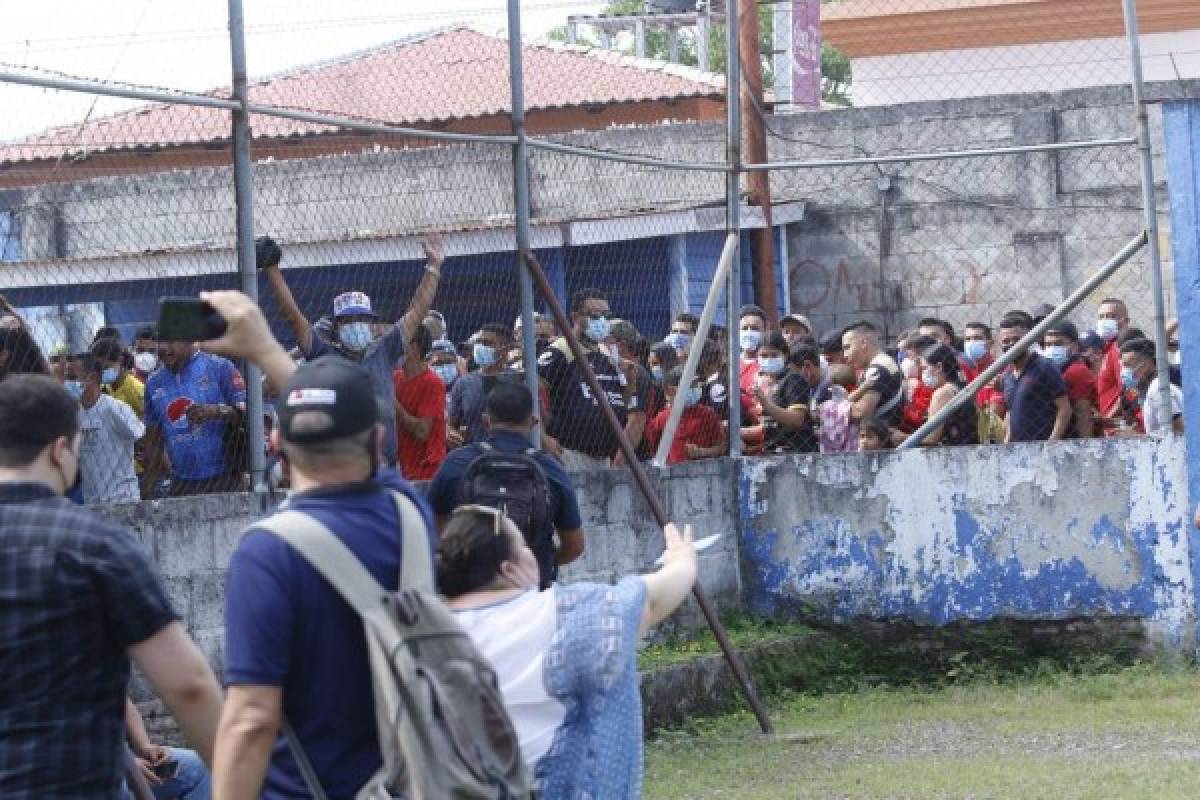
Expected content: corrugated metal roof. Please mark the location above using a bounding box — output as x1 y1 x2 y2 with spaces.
0 26 726 166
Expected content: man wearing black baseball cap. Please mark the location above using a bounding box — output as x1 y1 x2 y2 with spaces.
213 353 437 798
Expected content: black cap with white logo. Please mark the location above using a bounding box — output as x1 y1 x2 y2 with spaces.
276 356 377 444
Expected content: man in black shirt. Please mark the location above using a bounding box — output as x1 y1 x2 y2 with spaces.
609 318 652 465
0 375 223 799
755 340 821 453
538 288 628 471
843 320 905 427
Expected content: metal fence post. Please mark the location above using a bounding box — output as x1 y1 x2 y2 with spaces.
726 0 743 458
507 0 543 447
1122 0 1175 419
227 0 266 490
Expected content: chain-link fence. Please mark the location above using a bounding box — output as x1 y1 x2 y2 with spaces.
0 0 1184 503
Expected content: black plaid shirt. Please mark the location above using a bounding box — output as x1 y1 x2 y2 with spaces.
0 482 177 799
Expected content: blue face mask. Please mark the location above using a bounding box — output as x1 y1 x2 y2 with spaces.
964 340 989 363
1121 366 1138 390
101 367 119 385
684 386 703 408
338 321 373 352
1097 318 1120 341
585 316 610 343
739 329 762 353
473 344 497 368
666 332 691 351
651 365 665 383
433 364 458 386
1044 345 1069 367
758 356 785 376
64 380 83 400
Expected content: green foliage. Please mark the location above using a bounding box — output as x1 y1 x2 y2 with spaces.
546 0 853 104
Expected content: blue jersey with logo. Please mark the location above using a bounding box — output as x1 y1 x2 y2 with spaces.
144 352 247 481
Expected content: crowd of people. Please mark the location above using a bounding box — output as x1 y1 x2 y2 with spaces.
0 235 1189 799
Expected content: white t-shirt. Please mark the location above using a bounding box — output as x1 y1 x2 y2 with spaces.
452 589 566 766
78 393 145 504
1143 376 1184 434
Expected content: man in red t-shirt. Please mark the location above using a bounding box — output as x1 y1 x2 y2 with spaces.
1094 298 1131 418
1043 320 1096 438
393 324 446 481
647 367 726 465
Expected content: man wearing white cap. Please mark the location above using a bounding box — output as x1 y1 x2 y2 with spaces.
257 235 446 467
780 313 814 347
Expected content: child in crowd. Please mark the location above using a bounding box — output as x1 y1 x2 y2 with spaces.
819 364 859 453
646 367 726 465
857 416 894 452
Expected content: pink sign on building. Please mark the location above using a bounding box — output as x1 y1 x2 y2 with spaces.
791 0 822 108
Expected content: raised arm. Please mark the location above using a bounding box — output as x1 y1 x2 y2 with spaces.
640 523 697 636
398 234 447 343
199 291 297 392
260 261 313 354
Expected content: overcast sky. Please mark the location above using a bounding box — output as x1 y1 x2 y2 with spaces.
0 0 606 140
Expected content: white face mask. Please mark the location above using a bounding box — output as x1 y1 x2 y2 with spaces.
338 321 374 352
758 355 786 376
134 352 158 373
901 359 919 380
740 329 763 353
1168 350 1182 368
1096 318 1120 341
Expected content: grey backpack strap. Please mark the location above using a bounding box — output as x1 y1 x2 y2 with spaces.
392 491 434 593
282 719 329 800
256 511 388 621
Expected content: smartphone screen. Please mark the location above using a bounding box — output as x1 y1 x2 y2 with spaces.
152 759 179 781
157 298 227 342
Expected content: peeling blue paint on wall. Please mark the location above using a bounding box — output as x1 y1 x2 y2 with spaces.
739 437 1195 650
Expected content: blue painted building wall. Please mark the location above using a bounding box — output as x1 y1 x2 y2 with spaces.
738 437 1195 650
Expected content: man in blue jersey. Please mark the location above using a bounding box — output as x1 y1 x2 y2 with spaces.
141 340 247 498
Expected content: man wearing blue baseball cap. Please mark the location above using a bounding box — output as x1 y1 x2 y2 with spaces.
256 235 446 467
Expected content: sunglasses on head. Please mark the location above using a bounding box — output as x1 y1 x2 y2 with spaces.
454 504 510 536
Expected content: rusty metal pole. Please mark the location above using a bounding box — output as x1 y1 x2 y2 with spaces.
739 0 779 326
521 249 774 735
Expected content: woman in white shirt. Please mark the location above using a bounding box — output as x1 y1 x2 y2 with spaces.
437 505 696 800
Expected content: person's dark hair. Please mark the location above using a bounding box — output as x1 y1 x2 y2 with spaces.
699 339 720 368
0 374 79 467
436 508 515 598
918 317 954 338
761 331 788 353
860 416 893 449
481 323 512 343
675 313 699 331
1118 327 1147 346
1119 337 1156 361
1099 297 1128 314
663 366 686 388
965 322 992 340
90 337 125 363
922 343 965 387
650 342 678 374
906 334 938 353
485 381 534 426
631 336 650 366
412 322 433 359
999 312 1032 332
92 326 121 345
134 325 157 342
0 326 49 380
1043 320 1079 342
788 342 820 368
738 304 767 324
845 319 880 336
820 330 844 354
570 287 607 314
608 319 639 346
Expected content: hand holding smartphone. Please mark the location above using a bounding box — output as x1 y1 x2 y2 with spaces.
157 298 228 342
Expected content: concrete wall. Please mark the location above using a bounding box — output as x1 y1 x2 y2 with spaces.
739 435 1195 650
99 457 743 708
776 80 1200 340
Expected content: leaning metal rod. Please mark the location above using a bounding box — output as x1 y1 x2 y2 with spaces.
900 231 1148 449
1122 0 1176 425
521 249 774 735
743 138 1138 171
653 232 739 467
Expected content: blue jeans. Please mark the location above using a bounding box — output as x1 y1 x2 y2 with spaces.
123 748 211 800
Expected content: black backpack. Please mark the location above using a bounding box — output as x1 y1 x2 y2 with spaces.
459 443 555 588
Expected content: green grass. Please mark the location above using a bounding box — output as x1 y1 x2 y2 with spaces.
645 663 1200 799
638 615 820 671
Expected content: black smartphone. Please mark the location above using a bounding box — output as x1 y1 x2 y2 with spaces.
152 759 179 781
157 298 227 342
